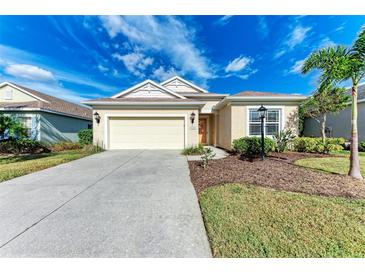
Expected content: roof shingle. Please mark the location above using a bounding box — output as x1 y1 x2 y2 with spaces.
233 91 303 97
0 83 92 120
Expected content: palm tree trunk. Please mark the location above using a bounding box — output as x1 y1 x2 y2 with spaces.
348 84 363 180
321 113 327 146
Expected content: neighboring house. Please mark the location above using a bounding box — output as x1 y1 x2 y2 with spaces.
0 82 92 144
83 76 306 150
304 84 365 140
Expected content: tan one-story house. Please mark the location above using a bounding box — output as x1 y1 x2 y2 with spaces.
83 76 306 150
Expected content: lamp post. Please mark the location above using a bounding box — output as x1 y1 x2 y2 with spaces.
257 104 267 160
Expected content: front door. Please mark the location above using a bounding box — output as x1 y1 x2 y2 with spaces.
199 118 207 144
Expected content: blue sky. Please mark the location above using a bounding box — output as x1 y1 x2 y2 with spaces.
0 15 364 103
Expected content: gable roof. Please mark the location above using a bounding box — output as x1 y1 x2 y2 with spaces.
160 76 209 93
0 82 92 120
111 79 186 99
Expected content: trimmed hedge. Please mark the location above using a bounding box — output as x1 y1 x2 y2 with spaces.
78 129 93 146
0 139 50 154
232 137 275 158
293 137 345 153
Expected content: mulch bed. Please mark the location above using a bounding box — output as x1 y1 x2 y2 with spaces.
188 152 365 199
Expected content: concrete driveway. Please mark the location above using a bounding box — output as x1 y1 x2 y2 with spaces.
0 150 211 257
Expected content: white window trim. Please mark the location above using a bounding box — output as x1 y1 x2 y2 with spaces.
246 106 285 138
103 113 188 150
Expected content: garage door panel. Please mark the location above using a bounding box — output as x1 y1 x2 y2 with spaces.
108 117 185 149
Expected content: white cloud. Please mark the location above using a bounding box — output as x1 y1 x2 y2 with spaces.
0 44 121 101
112 52 153 78
289 59 305 74
274 24 312 59
318 37 336 49
237 69 258 80
99 16 213 80
97 64 109 73
225 56 252 73
4 64 55 82
215 16 233 26
257 16 269 39
222 55 257 80
287 26 312 49
151 66 176 81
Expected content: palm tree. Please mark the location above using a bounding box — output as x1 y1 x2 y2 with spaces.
302 27 365 180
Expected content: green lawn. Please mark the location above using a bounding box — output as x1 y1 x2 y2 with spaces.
0 150 96 182
295 155 365 177
200 183 365 257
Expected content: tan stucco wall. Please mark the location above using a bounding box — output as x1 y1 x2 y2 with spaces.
217 104 231 149
0 85 37 102
217 103 300 150
209 114 216 146
284 105 299 135
231 105 247 142
92 108 199 149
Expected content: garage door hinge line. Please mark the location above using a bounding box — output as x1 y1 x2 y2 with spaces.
0 150 145 250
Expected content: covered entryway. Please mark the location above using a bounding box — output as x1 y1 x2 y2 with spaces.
108 117 185 149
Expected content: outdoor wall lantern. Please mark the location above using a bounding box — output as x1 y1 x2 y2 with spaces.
190 112 196 125
257 104 268 160
93 111 101 124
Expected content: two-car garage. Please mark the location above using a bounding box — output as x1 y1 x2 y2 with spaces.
108 116 186 149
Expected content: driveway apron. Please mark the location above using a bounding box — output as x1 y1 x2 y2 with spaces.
0 150 211 257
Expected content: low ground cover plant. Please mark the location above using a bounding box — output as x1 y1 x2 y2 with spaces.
182 144 205 155
232 137 275 158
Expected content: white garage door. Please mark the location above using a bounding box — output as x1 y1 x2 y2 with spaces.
108 117 185 149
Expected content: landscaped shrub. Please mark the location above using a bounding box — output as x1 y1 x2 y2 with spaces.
201 147 216 169
273 129 296 152
232 137 275 158
359 141 365 152
182 144 205 155
0 139 50 154
78 129 93 146
293 137 345 153
51 142 82 152
81 144 104 154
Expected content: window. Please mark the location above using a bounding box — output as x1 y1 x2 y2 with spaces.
17 117 32 138
248 108 281 136
4 90 13 100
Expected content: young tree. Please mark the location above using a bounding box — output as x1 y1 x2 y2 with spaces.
301 85 349 145
302 27 365 180
0 113 27 140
